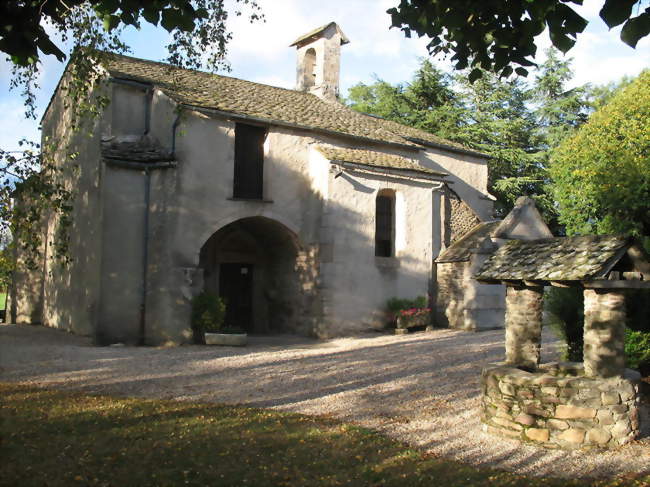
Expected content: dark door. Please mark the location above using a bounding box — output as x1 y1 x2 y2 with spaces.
219 263 253 332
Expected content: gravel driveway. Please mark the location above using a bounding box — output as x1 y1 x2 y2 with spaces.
1 323 648 479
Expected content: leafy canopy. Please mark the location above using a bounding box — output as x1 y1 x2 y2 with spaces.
346 52 594 221
549 70 650 237
387 0 650 80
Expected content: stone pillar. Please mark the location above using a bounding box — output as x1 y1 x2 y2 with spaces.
505 285 544 370
583 289 626 378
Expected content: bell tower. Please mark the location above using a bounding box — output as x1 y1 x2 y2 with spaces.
290 22 349 102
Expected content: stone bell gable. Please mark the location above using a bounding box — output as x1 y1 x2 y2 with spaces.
290 22 349 101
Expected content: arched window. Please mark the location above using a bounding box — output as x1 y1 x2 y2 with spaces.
375 189 395 257
302 48 317 89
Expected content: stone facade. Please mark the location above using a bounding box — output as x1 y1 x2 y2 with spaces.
504 286 543 370
10 24 495 345
583 289 626 378
481 363 641 449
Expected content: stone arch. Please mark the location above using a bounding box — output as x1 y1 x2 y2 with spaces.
302 48 317 89
198 216 309 334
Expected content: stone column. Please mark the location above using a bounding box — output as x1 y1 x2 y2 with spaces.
505 285 544 370
583 289 626 378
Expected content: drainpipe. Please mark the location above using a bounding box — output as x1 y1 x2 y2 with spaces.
105 159 176 345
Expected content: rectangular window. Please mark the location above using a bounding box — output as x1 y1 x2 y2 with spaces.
375 194 394 257
233 123 266 199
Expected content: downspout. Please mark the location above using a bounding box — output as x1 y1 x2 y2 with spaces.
104 159 176 345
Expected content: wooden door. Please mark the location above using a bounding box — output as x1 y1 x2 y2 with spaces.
219 263 254 332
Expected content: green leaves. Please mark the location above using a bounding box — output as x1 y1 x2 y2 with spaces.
387 0 645 80
621 11 650 48
549 70 650 237
599 0 637 27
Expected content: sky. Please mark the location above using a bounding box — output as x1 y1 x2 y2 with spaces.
1 0 648 152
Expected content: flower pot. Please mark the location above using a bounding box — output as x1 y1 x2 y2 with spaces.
204 332 248 346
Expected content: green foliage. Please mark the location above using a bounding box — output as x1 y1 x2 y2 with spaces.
347 53 596 222
545 287 584 362
386 296 428 315
625 329 650 373
550 70 650 236
7 383 645 487
387 0 649 79
346 60 464 140
191 292 226 333
1 1 262 67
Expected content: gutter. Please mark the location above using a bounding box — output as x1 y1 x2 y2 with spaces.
104 158 176 345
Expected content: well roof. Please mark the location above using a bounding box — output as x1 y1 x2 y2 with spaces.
475 235 631 282
315 146 447 177
101 52 484 157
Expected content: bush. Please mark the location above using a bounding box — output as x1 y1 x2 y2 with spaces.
545 287 584 362
191 292 226 334
625 329 650 375
386 296 429 327
386 296 427 315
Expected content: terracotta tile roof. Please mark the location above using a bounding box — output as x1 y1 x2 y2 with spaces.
316 146 446 177
101 53 484 156
436 221 500 262
475 235 630 281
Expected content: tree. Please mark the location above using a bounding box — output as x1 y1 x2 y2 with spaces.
387 0 650 80
1 0 261 268
346 60 464 139
549 70 650 237
533 49 591 150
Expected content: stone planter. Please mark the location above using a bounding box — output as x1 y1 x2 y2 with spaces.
204 332 248 347
396 311 431 330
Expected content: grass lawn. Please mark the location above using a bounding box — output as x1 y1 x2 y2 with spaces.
1 383 647 487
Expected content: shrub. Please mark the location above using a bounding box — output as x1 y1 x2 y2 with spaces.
386 296 429 327
386 296 427 315
545 287 584 362
191 292 226 334
625 329 650 375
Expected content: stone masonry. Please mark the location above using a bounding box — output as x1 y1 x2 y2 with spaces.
583 289 626 378
481 363 641 449
505 286 544 370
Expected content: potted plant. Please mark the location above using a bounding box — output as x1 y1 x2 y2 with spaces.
191 292 247 346
386 296 432 334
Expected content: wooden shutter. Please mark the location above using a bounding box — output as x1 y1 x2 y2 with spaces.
234 123 266 199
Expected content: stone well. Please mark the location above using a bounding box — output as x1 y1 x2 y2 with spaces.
481 362 641 449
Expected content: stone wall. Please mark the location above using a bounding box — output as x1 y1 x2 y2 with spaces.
504 286 543 369
481 363 641 449
584 289 626 378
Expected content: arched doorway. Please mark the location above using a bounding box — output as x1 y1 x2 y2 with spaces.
199 217 303 334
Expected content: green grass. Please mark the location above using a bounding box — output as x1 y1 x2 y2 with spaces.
0 292 5 311
1 383 647 487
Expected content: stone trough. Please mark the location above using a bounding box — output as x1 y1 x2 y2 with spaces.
481 362 641 449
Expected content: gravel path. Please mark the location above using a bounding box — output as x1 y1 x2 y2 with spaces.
1 323 648 478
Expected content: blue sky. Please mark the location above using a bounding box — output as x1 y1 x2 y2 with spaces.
1 0 648 151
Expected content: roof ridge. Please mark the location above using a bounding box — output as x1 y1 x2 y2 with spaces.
102 50 307 96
